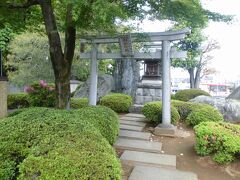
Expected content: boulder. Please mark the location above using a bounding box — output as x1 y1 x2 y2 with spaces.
190 95 240 123
74 74 114 101
227 86 240 100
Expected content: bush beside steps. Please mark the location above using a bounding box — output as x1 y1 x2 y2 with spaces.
0 107 121 180
99 93 132 113
142 101 180 125
194 122 240 164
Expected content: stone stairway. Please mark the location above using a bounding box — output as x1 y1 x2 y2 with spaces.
114 113 198 180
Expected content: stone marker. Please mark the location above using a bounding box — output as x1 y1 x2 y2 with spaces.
120 124 144 132
0 79 8 118
120 116 147 122
114 138 162 153
120 120 146 127
119 130 151 140
121 150 176 169
129 166 198 180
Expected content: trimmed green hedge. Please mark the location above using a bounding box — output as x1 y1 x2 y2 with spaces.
174 89 210 102
76 106 119 145
18 133 121 180
186 105 224 126
142 101 180 125
70 98 89 109
0 107 121 179
7 93 29 109
99 93 132 113
194 122 240 163
171 100 211 120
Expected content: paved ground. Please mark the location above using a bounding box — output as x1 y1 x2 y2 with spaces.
114 113 198 180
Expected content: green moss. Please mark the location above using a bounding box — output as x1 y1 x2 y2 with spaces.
142 101 180 125
99 93 132 113
194 122 240 163
7 93 29 109
174 89 210 102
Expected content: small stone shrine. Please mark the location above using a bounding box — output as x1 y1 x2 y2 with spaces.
135 59 162 105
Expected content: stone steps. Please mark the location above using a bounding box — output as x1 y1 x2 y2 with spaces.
114 138 162 153
124 113 145 118
120 124 144 132
119 130 151 140
117 113 198 180
121 150 176 169
120 120 146 127
128 166 198 180
120 116 147 122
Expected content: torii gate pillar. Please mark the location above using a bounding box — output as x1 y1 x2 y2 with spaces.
154 41 177 135
89 43 98 105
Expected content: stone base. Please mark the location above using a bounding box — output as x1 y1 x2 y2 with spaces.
154 124 177 136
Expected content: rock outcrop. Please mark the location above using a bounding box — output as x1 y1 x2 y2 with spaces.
74 74 114 101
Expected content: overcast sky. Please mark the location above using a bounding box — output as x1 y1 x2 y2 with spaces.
139 0 240 82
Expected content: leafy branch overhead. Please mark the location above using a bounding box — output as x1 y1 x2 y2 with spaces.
0 0 233 108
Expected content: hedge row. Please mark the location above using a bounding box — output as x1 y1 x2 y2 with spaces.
0 107 121 179
194 122 240 163
7 93 89 110
143 100 223 126
8 93 132 113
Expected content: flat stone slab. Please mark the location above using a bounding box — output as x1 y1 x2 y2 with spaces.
121 151 176 169
120 124 144 132
119 130 151 140
114 138 162 153
120 120 146 127
120 116 147 122
129 166 198 180
125 113 145 118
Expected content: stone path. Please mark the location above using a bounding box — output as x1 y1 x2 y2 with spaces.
114 113 198 180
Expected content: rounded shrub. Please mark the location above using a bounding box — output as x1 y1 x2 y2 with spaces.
171 100 210 120
174 89 210 102
70 98 89 109
7 93 29 109
186 105 224 126
76 106 119 145
194 122 240 163
142 101 180 125
18 133 121 180
0 107 121 179
99 93 132 113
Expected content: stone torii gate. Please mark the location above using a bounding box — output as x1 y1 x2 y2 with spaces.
80 28 190 135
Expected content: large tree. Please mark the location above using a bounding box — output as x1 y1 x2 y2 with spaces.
173 38 220 89
0 0 229 109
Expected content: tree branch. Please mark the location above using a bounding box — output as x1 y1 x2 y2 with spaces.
0 0 39 9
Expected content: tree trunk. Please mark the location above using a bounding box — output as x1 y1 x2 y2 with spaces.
188 68 195 89
194 66 201 89
40 1 75 109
